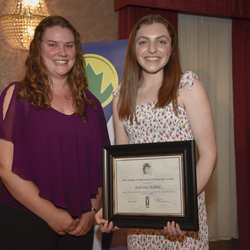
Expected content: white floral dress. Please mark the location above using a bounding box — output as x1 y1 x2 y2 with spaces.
113 71 209 250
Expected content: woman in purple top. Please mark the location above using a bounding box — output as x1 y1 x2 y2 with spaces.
0 16 109 250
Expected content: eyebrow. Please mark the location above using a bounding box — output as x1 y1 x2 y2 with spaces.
45 40 75 44
136 35 169 41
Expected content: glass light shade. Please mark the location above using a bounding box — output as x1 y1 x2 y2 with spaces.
0 0 49 50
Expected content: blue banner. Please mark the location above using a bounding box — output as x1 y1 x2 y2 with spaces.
82 40 127 122
82 39 128 250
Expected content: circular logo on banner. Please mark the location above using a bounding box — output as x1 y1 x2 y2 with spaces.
84 54 119 108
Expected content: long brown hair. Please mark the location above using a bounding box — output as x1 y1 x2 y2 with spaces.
17 15 95 121
118 15 182 123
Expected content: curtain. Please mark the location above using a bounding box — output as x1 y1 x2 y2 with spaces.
178 13 237 240
232 18 250 249
118 6 177 39
115 0 250 19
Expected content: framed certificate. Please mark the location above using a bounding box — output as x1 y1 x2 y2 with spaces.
102 140 198 231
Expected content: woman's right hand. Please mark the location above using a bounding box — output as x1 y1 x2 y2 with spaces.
46 208 79 235
95 208 119 233
164 221 187 237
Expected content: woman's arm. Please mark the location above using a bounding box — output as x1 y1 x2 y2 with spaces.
91 187 102 214
0 86 78 235
70 187 103 236
180 77 217 194
0 141 78 235
164 77 217 236
112 95 129 145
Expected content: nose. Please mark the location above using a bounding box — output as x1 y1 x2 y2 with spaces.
148 42 157 53
58 45 67 56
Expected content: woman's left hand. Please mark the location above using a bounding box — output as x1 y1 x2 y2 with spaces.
163 221 187 237
69 211 95 237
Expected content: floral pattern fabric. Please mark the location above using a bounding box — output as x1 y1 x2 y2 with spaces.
113 71 209 249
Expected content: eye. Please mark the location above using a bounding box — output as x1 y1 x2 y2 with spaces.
66 44 75 49
159 40 166 44
48 43 56 47
139 41 146 45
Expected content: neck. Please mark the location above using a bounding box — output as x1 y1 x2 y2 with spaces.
136 71 163 105
50 79 70 95
140 71 163 89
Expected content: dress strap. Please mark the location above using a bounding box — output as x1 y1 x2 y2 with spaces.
178 71 199 96
112 84 121 97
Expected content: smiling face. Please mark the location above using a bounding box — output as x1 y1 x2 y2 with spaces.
41 26 76 82
135 22 172 77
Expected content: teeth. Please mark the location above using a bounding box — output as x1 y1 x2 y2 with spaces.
146 57 159 61
53 61 67 64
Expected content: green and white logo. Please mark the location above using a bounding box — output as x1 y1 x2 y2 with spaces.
84 54 119 108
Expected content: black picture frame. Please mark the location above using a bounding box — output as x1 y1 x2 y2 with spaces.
102 140 198 231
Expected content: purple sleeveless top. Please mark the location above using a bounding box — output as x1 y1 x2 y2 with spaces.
0 82 110 217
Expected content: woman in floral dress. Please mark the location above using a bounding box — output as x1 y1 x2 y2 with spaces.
96 14 217 250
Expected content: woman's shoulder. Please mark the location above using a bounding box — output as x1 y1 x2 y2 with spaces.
181 71 200 85
1 82 20 96
85 90 104 114
0 82 21 107
86 90 101 105
112 84 121 97
86 90 98 101
178 71 200 95
0 82 23 133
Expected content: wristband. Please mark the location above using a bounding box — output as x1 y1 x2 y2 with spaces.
91 206 98 213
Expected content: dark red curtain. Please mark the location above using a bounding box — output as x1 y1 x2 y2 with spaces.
115 0 250 19
232 18 250 250
118 6 177 40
